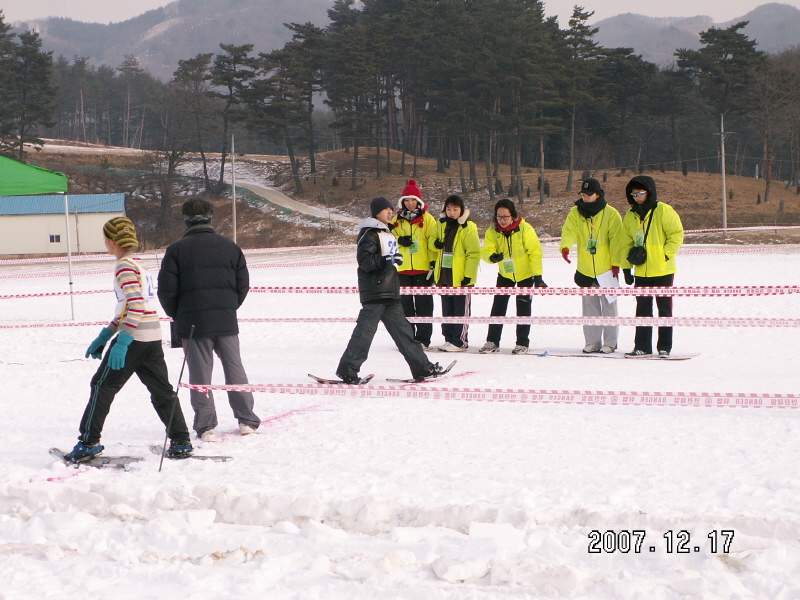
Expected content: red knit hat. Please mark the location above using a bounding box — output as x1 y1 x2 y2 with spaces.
399 179 422 206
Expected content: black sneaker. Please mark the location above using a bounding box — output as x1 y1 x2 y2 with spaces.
658 350 670 358
624 349 652 358
166 440 194 459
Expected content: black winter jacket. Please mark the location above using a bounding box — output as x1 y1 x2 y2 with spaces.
356 218 400 304
157 225 249 338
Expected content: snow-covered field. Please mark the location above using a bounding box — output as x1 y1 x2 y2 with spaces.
1 244 799 599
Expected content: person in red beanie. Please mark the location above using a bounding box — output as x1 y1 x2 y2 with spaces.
390 179 437 349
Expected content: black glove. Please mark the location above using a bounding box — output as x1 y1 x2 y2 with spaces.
623 269 634 285
461 277 471 287
533 275 547 288
429 261 436 270
433 239 444 249
489 253 503 263
386 222 395 232
386 253 403 267
397 235 412 247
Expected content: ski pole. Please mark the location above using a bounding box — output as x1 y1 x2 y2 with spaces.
159 324 195 472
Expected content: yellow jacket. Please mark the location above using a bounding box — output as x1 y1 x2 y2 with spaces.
481 218 543 281
559 204 623 279
429 214 481 287
390 211 437 274
619 202 684 276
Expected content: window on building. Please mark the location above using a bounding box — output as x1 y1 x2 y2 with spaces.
49 235 61 243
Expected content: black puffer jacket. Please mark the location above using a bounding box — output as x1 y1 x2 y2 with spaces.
356 218 400 303
157 225 249 338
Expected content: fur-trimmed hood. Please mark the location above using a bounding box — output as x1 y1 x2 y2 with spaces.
439 207 471 225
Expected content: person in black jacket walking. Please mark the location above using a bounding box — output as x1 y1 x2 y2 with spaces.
157 198 260 441
336 197 444 384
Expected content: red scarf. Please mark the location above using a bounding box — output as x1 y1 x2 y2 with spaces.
497 217 521 234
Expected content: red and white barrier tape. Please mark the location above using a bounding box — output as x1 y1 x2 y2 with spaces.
685 225 800 234
251 285 800 297
249 260 354 270
1 314 794 329
0 268 111 280
0 320 107 329
180 382 799 409
233 316 799 327
0 289 111 300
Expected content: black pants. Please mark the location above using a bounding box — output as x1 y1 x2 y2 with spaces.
78 338 190 445
441 293 470 348
337 300 430 380
398 272 434 347
487 275 533 347
633 273 674 353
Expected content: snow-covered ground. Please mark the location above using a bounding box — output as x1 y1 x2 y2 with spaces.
1 244 799 599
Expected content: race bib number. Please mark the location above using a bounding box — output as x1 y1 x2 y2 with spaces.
378 231 398 257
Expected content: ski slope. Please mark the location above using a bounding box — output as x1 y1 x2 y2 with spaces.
0 243 798 599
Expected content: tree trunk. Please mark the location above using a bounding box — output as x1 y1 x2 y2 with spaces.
538 129 545 205
287 134 305 195
307 90 316 174
376 123 382 179
412 122 419 179
484 133 495 202
217 114 230 193
516 135 524 204
566 103 575 191
351 139 359 191
457 136 467 193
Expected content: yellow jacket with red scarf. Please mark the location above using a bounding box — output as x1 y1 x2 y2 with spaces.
390 210 437 275
481 218 543 282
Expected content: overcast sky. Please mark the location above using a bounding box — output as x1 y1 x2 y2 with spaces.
1 0 798 26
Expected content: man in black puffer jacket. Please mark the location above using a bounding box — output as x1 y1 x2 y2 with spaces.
336 197 444 384
158 198 260 442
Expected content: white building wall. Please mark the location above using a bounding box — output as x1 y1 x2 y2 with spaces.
0 212 124 255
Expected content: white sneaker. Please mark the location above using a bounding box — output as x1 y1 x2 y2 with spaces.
239 423 256 435
199 429 217 442
583 344 601 353
438 342 467 352
479 342 499 354
600 345 616 354
511 345 528 355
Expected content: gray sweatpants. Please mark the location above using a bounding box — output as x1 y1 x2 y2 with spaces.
582 283 619 349
185 335 260 435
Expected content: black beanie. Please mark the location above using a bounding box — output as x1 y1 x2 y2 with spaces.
370 196 393 218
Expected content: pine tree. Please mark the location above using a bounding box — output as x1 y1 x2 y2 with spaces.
5 30 58 161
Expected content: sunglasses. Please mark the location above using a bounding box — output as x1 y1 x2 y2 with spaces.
631 191 647 198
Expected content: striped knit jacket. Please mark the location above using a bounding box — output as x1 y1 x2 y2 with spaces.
107 254 162 342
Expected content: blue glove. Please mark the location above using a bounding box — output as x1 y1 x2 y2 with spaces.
386 253 403 266
107 332 134 370
85 328 114 359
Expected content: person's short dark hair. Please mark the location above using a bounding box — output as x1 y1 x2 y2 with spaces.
443 194 465 214
493 198 518 224
182 197 213 226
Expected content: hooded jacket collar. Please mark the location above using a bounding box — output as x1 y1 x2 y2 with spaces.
357 217 390 241
183 224 215 236
439 207 470 226
626 175 658 219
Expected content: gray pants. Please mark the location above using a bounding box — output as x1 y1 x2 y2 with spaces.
337 300 429 381
582 284 619 349
185 335 260 435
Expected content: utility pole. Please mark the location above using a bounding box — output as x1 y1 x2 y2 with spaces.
714 114 731 236
231 134 237 244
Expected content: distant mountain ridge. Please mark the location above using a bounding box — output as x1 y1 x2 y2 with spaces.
11 1 800 78
594 3 800 66
12 0 334 80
